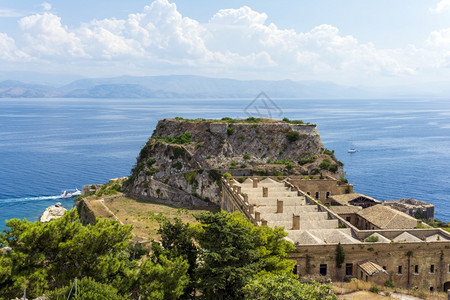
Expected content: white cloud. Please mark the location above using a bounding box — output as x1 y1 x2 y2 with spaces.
2 0 449 85
0 33 30 61
41 2 52 11
430 0 450 13
19 13 86 57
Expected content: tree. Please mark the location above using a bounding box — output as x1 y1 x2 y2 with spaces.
137 254 189 300
243 273 337 300
154 218 197 298
48 277 127 300
335 242 345 269
0 210 136 298
194 211 296 300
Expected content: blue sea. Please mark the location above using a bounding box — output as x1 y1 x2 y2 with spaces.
1 98 449 230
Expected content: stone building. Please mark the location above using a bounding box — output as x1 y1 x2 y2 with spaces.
328 193 380 208
221 176 450 292
383 198 435 221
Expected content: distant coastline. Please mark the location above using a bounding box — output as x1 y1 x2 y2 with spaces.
2 75 450 99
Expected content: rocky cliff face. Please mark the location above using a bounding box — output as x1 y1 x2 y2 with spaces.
125 118 342 206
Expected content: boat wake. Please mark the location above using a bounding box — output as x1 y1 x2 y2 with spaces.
0 195 63 205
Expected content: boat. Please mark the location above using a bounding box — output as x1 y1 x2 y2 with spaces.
60 188 81 198
348 148 357 153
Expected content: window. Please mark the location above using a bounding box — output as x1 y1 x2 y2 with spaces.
398 266 402 275
326 192 330 198
448 264 450 273
430 287 434 292
346 263 353 276
383 266 386 270
430 265 435 274
319 264 327 276
365 275 368 282
293 265 298 275
346 217 351 222
360 271 363 279
414 265 419 274
315 192 319 199
307 192 311 196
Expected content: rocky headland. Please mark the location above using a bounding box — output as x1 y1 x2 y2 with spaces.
122 117 343 207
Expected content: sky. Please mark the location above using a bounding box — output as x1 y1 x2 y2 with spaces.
1 0 450 86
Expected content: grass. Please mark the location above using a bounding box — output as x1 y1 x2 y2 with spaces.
98 196 217 241
332 280 447 300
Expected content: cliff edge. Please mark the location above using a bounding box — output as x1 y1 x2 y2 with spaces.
124 117 343 206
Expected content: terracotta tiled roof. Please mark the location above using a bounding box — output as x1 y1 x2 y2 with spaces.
358 261 388 276
329 193 379 206
357 205 418 229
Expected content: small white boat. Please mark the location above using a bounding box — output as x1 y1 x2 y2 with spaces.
348 148 357 153
60 188 81 198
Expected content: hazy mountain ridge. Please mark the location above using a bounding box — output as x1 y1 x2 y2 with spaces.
0 75 449 99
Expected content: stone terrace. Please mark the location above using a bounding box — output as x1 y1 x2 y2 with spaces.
234 177 360 245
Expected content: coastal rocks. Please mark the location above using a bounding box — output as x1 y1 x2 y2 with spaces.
39 202 67 222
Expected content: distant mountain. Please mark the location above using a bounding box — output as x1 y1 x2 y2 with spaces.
0 80 56 98
0 75 449 99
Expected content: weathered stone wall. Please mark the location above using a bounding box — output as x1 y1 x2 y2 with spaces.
289 178 353 203
291 241 450 291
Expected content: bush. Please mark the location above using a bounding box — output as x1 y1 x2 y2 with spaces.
227 126 235 136
183 171 197 185
146 157 156 168
243 153 251 160
339 177 348 183
171 161 183 170
282 117 304 124
223 172 233 180
329 164 338 173
299 156 316 165
369 285 379 293
319 159 331 170
384 280 395 288
157 132 192 144
286 131 300 142
365 235 379 243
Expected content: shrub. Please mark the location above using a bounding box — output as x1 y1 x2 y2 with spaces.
172 146 185 159
223 172 233 180
282 117 304 124
286 131 300 142
329 164 338 173
339 177 348 183
146 167 158 176
299 156 316 165
157 132 192 144
243 153 251 160
184 171 197 185
365 235 379 243
369 285 379 293
319 158 331 170
245 117 261 123
230 161 237 169
146 157 156 168
172 161 183 170
384 280 395 288
227 126 235 136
